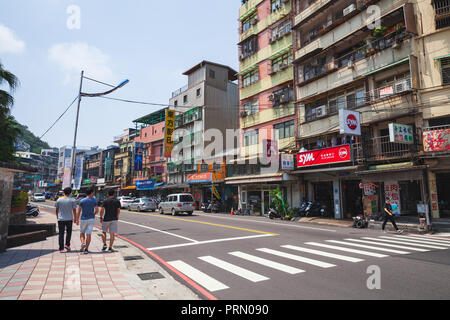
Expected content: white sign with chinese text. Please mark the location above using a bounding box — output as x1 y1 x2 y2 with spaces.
389 123 413 144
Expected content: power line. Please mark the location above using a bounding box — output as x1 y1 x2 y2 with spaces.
39 95 79 140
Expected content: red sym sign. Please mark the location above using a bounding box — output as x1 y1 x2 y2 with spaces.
339 109 361 136
297 145 351 168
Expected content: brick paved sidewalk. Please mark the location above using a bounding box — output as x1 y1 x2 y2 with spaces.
0 225 147 300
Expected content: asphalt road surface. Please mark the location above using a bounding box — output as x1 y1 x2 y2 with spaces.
38 202 450 300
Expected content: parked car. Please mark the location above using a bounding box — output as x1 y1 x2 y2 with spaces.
118 196 134 209
128 198 157 212
31 193 46 202
158 193 194 216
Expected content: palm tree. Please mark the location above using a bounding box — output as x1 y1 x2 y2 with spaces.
0 61 20 114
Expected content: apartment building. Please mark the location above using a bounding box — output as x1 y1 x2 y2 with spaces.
167 60 239 205
226 0 298 216
113 128 137 191
291 0 450 220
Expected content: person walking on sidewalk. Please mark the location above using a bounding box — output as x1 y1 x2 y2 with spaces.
99 189 121 252
382 198 403 234
55 187 77 252
76 187 99 254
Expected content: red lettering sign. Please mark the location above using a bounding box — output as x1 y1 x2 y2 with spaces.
346 114 358 130
297 145 351 168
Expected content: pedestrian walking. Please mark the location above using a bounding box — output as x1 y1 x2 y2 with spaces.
99 189 121 252
75 187 99 254
382 198 403 234
55 187 77 252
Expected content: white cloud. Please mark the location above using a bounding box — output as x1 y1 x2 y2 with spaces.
0 24 26 54
49 42 114 84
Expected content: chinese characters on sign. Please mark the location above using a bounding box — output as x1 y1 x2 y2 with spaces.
281 154 294 170
389 123 414 144
297 145 351 168
423 129 450 152
164 109 175 158
385 181 401 216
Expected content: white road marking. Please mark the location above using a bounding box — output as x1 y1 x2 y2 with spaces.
281 245 364 263
256 248 336 268
229 251 304 274
344 239 428 252
306 242 389 258
168 260 229 292
392 235 450 245
119 219 198 243
147 234 275 251
329 240 410 254
364 237 448 250
198 256 269 283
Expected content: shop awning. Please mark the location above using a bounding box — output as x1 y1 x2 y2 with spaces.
356 164 428 175
225 173 284 185
103 185 120 189
121 186 136 190
292 165 359 175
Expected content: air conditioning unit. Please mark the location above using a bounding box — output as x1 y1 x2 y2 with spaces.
316 105 327 117
327 60 337 72
395 79 412 93
343 4 356 16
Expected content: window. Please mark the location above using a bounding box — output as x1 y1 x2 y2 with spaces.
274 120 295 140
243 100 259 115
240 36 258 60
183 95 188 104
174 100 178 106
196 88 201 97
271 52 293 74
242 13 258 33
241 69 259 88
244 130 259 146
433 0 450 29
440 57 450 85
271 19 291 42
271 0 284 12
209 69 216 79
271 87 293 106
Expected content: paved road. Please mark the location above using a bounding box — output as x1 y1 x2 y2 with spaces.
37 202 450 300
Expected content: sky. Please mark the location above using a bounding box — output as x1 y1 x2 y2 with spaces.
0 0 241 150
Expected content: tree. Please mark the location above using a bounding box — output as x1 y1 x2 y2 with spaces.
0 62 21 162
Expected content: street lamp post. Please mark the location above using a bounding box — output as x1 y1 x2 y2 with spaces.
70 71 129 190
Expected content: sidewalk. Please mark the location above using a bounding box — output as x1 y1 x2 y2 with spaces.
0 211 200 300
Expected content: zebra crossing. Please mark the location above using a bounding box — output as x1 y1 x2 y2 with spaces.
167 235 450 293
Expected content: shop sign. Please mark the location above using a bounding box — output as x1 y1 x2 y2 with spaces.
200 164 209 173
379 85 394 97
384 181 401 216
297 145 351 168
105 158 112 175
389 123 414 144
281 154 294 170
423 129 450 152
154 166 165 174
89 177 98 184
187 172 212 184
363 183 376 196
62 158 72 189
339 109 361 136
97 178 105 184
136 179 155 190
164 109 175 157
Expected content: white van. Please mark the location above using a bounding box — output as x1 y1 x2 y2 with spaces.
158 193 194 216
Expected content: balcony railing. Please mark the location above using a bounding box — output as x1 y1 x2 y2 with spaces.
171 84 189 98
353 134 416 162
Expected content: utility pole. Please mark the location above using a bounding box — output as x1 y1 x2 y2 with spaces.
71 70 84 190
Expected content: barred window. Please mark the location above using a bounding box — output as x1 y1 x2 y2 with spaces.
440 57 450 85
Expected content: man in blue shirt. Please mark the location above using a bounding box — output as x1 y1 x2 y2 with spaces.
76 187 98 254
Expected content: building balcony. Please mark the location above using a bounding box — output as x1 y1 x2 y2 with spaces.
297 37 413 100
239 0 264 20
171 84 189 98
294 0 334 28
241 103 295 129
240 66 293 100
353 134 417 163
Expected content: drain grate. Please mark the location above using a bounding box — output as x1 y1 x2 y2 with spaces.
114 245 128 249
137 272 165 281
124 256 144 261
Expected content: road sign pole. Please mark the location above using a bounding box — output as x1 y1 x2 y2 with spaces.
71 70 84 189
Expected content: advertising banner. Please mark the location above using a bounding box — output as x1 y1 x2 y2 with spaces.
62 158 72 189
187 172 212 184
73 156 84 191
339 109 361 136
297 145 351 168
105 158 112 175
423 129 450 152
164 109 176 158
136 179 155 190
389 123 414 144
384 181 401 216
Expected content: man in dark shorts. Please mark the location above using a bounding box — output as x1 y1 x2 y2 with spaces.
382 198 403 234
55 187 77 252
99 189 121 252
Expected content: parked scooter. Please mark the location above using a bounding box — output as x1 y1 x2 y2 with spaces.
304 201 324 217
268 208 282 220
26 204 39 217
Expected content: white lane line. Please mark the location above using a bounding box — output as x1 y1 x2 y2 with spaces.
229 252 304 275
147 234 275 251
306 242 389 258
198 256 269 283
392 235 450 245
256 248 336 268
364 237 448 250
119 219 198 243
330 240 411 254
168 260 229 292
344 239 428 252
383 236 450 247
281 245 364 263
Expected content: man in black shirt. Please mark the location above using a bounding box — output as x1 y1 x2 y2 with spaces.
99 189 121 252
382 198 403 234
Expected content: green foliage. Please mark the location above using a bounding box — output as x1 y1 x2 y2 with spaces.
0 113 21 162
11 191 29 208
16 122 50 154
372 26 387 38
269 188 288 217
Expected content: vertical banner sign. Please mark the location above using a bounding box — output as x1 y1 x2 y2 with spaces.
105 158 112 176
384 181 401 216
212 185 221 200
134 142 143 172
62 158 72 189
73 155 84 191
164 109 175 158
339 109 361 136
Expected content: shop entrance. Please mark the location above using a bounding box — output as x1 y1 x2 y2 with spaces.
436 173 450 218
343 180 363 218
399 180 423 215
248 191 262 216
312 182 333 216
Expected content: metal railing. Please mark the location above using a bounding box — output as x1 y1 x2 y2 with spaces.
353 135 416 162
171 84 189 98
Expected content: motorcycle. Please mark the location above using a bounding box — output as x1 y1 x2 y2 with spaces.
353 214 368 228
304 201 324 217
201 201 211 213
268 208 282 220
26 204 39 217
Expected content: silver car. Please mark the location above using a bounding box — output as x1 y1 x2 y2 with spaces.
32 193 46 202
128 198 157 212
118 196 133 209
158 193 194 216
